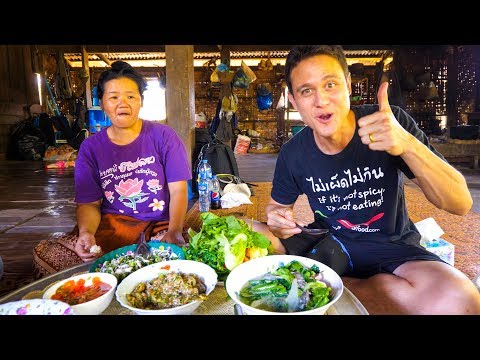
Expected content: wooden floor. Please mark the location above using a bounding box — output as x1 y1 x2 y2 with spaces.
0 154 479 297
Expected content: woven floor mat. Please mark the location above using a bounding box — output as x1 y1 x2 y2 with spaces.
185 182 480 279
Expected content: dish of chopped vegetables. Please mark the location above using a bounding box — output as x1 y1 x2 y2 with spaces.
92 245 181 282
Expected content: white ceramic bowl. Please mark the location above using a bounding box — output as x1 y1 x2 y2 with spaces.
0 299 75 315
115 260 218 315
43 272 117 315
225 255 343 315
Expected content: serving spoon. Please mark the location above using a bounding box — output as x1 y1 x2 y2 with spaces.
134 231 150 257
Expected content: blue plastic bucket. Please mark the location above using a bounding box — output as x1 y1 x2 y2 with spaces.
88 107 111 133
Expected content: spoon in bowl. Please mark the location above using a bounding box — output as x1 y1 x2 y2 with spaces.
134 231 150 258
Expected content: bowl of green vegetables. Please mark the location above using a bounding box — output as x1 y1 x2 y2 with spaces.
225 255 343 315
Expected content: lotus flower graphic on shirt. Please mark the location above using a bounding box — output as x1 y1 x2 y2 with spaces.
149 198 165 211
146 179 163 194
104 191 114 203
115 178 149 211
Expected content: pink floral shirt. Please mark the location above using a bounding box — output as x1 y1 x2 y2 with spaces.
74 120 191 221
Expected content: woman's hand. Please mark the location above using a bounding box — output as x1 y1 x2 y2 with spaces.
75 232 100 262
158 230 186 246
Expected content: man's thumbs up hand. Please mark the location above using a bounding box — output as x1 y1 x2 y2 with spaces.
357 81 411 156
377 81 391 113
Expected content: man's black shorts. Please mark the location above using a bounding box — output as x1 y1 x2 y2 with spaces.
279 226 444 278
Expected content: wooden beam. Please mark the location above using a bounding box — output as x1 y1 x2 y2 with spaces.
96 53 112 66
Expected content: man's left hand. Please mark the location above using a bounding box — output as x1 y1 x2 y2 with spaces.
357 82 412 156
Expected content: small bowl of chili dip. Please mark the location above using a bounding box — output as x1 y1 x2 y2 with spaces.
43 272 117 315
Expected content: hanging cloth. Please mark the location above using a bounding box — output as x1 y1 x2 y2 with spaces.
215 112 233 144
209 100 222 138
56 51 73 99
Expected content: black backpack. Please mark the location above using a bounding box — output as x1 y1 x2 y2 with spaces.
7 119 48 160
193 138 239 193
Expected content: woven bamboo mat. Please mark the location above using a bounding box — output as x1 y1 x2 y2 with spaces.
403 184 480 279
185 182 480 279
184 182 314 231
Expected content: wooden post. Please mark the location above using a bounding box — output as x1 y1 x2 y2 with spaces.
81 45 92 109
219 45 232 101
165 45 195 169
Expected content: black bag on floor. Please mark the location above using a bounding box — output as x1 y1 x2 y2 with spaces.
193 138 239 194
7 119 48 160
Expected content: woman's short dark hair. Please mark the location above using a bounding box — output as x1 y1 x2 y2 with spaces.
96 60 147 100
284 45 349 94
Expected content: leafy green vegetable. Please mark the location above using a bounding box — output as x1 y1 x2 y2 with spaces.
184 212 272 281
224 233 247 270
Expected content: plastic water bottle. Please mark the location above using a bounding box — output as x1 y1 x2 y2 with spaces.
198 159 212 181
196 159 212 184
210 175 221 210
198 175 210 212
197 160 212 212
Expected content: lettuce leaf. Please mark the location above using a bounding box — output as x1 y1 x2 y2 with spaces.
184 212 272 280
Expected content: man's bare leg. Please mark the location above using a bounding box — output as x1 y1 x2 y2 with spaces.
343 260 480 315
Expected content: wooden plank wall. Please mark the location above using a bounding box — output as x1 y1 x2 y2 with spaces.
0 45 38 159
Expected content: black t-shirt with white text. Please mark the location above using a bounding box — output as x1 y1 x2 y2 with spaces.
272 104 447 245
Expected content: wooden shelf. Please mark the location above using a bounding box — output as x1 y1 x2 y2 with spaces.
240 120 277 123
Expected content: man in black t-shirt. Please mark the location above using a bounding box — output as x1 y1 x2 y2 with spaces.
253 45 480 315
